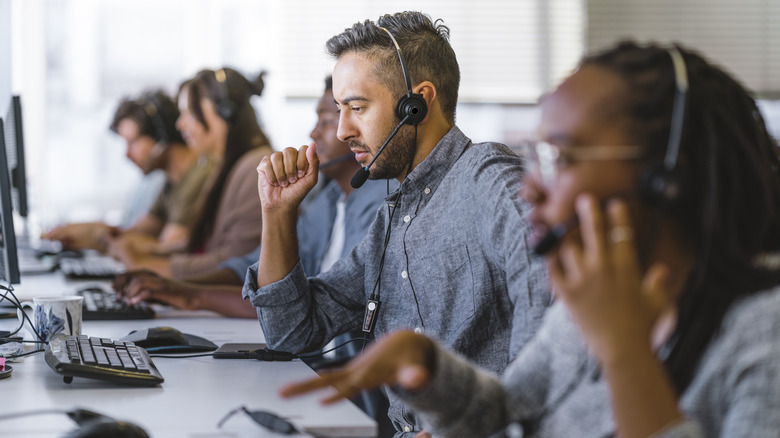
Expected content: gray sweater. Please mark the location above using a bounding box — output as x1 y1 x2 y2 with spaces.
400 286 780 437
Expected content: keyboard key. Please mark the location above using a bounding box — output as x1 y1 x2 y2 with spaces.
44 334 164 386
76 286 156 321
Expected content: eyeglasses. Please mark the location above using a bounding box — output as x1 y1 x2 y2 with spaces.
518 140 646 187
217 405 298 434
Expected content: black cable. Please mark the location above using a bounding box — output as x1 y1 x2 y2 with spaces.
0 284 24 337
150 337 371 361
368 124 418 305
297 336 370 359
0 408 70 422
149 352 215 359
404 127 426 330
0 284 46 342
0 408 113 427
3 340 46 344
3 349 44 359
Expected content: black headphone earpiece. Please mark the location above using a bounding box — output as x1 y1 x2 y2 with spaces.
380 27 428 126
140 95 168 145
396 93 427 126
638 164 686 210
638 47 690 211
214 68 238 122
140 94 170 167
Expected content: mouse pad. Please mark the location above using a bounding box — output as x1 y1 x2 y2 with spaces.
144 333 218 354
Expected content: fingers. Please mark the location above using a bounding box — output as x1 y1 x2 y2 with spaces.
281 147 299 186
112 273 132 295
604 199 641 276
123 278 153 305
278 369 351 399
575 194 607 259
114 272 160 304
258 145 314 187
304 142 318 176
279 331 434 405
642 263 672 315
397 364 431 392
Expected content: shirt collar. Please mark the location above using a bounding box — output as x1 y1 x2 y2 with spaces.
387 125 470 199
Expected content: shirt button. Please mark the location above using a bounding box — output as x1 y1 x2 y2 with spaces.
404 426 411 432
403 215 411 223
414 327 422 334
424 187 431 194
401 270 408 279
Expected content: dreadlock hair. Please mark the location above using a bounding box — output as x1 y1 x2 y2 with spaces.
582 41 780 394
181 68 271 252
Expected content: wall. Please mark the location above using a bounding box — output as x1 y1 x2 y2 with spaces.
0 0 11 116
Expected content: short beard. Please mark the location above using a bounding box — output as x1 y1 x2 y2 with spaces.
367 124 416 181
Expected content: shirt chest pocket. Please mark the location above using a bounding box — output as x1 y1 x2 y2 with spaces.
404 243 476 334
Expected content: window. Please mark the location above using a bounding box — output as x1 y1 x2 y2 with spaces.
281 0 584 102
588 0 780 98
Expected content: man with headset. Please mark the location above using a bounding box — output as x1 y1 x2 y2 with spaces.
245 11 550 437
43 90 214 255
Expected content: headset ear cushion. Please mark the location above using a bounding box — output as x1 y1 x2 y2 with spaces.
396 93 428 126
639 163 687 210
218 101 237 122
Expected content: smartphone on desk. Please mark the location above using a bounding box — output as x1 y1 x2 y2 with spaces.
212 343 267 359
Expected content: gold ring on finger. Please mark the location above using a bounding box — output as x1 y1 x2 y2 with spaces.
608 226 634 244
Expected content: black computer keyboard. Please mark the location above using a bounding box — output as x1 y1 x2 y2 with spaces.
76 285 156 320
45 334 164 386
58 255 125 279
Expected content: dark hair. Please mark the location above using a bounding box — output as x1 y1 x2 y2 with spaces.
181 67 271 252
325 11 459 125
582 41 780 393
110 90 185 145
324 75 333 92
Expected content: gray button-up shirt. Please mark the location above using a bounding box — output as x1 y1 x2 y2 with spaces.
243 126 551 436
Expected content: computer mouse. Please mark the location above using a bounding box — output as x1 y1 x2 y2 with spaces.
62 419 149 438
120 326 189 349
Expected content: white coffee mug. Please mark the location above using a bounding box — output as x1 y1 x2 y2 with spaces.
17 296 84 349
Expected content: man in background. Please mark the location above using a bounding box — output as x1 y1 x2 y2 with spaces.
43 90 214 255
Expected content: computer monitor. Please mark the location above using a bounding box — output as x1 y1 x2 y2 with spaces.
0 119 20 285
4 95 29 217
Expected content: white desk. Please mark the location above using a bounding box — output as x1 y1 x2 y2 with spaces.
1 273 377 437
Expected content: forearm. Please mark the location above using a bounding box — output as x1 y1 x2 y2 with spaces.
244 261 361 354
191 285 256 318
126 256 172 278
184 268 243 286
398 342 511 438
601 343 683 438
257 208 300 287
128 214 163 237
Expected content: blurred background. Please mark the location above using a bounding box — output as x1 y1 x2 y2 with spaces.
1 0 778 234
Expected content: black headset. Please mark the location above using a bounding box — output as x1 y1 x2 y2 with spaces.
359 27 431 336
140 93 169 144
638 47 689 210
379 27 428 126
350 27 430 189
139 93 171 165
214 68 239 122
533 47 691 256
